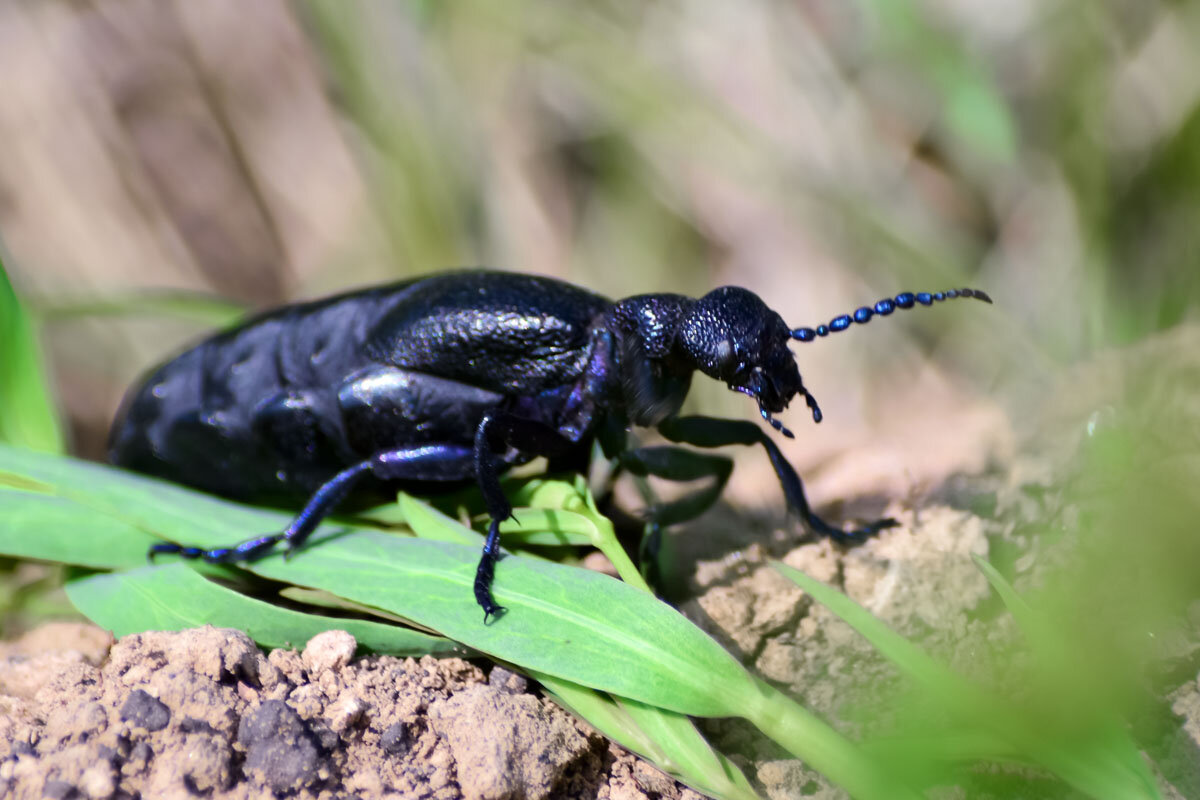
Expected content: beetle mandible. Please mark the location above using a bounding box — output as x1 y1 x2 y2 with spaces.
109 271 991 621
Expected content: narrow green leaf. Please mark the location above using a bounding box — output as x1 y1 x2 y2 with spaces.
0 254 64 453
278 586 450 640
537 670 761 800
972 557 1161 800
772 560 978 703
972 556 1035 626
775 560 1162 800
36 290 246 326
535 673 671 766
66 563 459 656
620 696 762 800
506 476 594 513
741 675 920 800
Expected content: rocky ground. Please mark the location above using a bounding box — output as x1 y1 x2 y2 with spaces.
0 624 703 800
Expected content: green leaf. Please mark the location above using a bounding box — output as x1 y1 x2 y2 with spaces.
250 532 752 718
536 671 670 763
772 561 979 704
0 254 64 453
495 508 604 547
398 492 482 545
67 563 459 656
536 670 762 800
0 443 299 566
36 290 246 326
503 475 647 590
619 695 762 800
774 560 1162 800
0 491 160 568
972 557 1161 800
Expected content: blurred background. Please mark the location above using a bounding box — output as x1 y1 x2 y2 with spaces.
1 0 1198 507
4 6 1200 790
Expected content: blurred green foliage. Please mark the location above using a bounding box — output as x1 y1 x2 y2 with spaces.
0 253 63 454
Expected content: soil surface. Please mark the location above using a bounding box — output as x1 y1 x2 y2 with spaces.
0 624 704 800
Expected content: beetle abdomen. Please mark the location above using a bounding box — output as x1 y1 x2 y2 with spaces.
108 286 403 501
107 272 606 503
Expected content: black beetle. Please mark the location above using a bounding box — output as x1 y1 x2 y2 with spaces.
109 271 990 620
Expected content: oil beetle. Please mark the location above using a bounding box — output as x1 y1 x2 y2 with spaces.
109 271 990 621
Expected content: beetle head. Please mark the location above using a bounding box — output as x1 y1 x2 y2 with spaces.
674 283 994 437
678 287 819 438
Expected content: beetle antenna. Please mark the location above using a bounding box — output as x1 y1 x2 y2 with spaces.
791 288 992 342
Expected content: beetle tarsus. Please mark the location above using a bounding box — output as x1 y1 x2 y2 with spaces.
804 512 899 545
475 519 506 621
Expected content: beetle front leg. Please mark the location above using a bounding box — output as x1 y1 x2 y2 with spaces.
472 413 575 623
656 415 899 542
616 446 733 528
149 444 475 563
613 445 734 592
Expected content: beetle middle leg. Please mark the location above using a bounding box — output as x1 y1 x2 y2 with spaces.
472 412 577 622
656 415 900 542
148 444 476 562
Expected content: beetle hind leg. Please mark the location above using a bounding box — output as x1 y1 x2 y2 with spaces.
147 444 476 565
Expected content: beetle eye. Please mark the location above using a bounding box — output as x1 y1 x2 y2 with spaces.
714 339 735 372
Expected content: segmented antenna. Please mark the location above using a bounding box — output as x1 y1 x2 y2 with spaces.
791 288 992 342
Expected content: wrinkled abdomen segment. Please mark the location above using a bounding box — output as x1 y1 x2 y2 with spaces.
109 341 507 506
108 338 332 503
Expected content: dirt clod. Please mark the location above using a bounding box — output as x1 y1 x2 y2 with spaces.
303 630 357 676
119 689 170 732
487 666 529 695
380 720 412 756
239 699 327 794
428 684 598 800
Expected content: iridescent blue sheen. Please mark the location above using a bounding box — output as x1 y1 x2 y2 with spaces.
790 285 992 345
